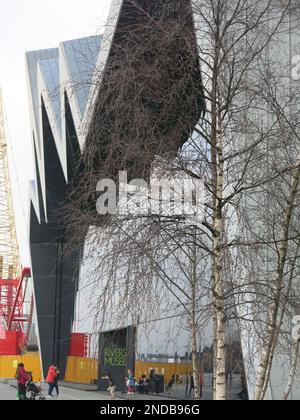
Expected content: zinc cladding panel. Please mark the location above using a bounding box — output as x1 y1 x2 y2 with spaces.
39 58 61 133
26 48 59 153
62 35 103 117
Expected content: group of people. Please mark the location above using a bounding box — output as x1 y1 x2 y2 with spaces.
104 369 161 398
15 362 60 400
165 371 205 398
104 369 206 399
132 370 160 395
127 369 161 395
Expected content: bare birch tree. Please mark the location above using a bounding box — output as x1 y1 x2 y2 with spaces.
62 0 300 400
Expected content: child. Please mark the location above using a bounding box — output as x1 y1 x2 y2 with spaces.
126 369 135 394
105 373 116 398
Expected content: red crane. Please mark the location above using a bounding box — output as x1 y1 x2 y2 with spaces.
0 267 34 355
0 91 34 356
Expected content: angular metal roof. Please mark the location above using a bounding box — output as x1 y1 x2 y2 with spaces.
63 36 103 116
26 35 103 222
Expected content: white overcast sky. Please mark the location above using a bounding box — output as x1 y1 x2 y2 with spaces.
0 0 112 264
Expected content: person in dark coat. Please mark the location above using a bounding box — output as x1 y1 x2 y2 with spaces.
188 372 195 398
185 372 189 398
148 370 157 394
53 367 60 396
105 373 116 398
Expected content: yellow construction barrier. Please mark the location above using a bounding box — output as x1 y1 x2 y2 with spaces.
65 356 98 384
0 353 192 386
135 361 192 385
0 353 42 382
0 353 97 384
65 359 192 385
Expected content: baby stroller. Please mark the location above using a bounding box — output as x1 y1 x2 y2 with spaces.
26 373 46 400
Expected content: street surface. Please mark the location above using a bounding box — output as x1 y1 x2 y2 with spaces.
0 373 241 400
0 382 120 400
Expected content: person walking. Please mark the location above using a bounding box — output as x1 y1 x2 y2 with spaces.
53 367 60 397
199 368 205 399
237 372 249 400
188 372 195 398
185 372 189 398
167 374 175 395
148 370 156 394
105 373 116 399
46 364 58 398
16 363 29 400
154 372 160 395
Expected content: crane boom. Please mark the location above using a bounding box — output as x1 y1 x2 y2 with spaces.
0 89 33 354
0 89 20 279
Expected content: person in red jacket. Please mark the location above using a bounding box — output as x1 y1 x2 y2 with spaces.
46 364 58 397
16 363 29 400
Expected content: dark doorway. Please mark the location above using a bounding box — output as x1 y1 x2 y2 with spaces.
98 326 136 393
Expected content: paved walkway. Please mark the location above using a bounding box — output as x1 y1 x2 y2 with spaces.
0 374 241 401
159 374 241 400
61 374 241 401
0 382 121 401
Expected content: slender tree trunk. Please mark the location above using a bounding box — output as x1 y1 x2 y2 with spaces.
254 157 300 400
213 109 226 401
212 316 217 399
283 340 300 401
260 243 300 400
191 325 200 400
209 31 226 399
191 226 200 400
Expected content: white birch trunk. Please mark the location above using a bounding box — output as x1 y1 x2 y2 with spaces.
283 340 300 401
254 157 300 400
191 226 200 400
191 327 200 400
213 112 226 401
